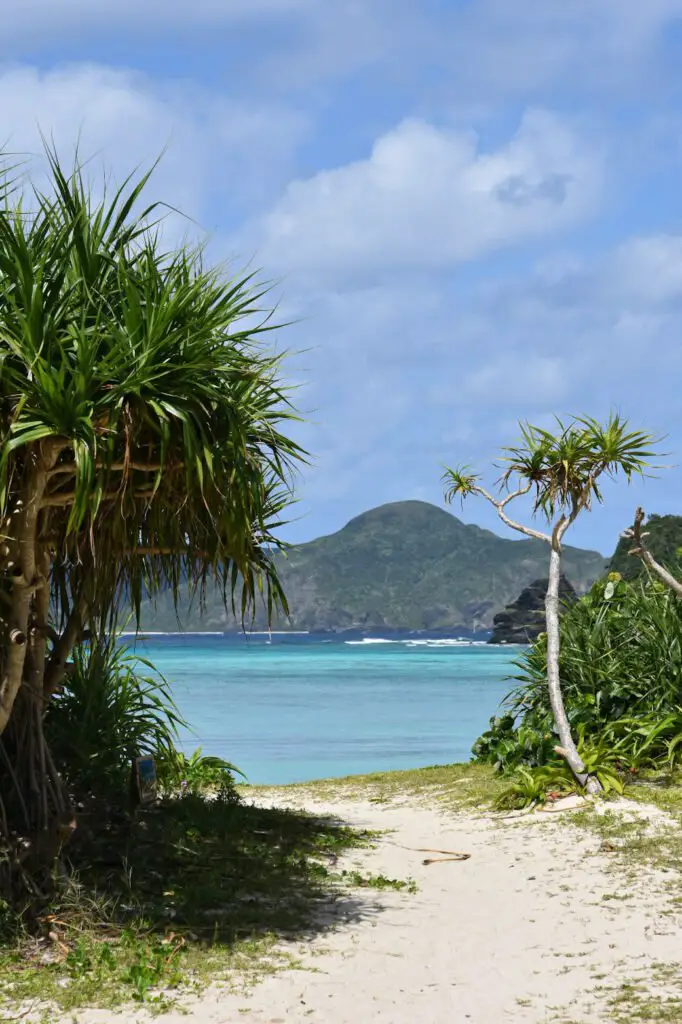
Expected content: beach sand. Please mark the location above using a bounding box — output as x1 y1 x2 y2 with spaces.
64 788 682 1024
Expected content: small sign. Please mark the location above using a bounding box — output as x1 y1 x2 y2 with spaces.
134 755 158 806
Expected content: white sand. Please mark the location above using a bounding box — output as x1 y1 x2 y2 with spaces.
57 791 682 1024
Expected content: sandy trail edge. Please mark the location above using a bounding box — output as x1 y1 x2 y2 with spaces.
66 791 680 1024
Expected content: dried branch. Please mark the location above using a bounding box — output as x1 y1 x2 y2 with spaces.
622 507 682 599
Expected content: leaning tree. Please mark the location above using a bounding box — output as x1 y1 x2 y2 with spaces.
0 153 305 898
442 415 658 794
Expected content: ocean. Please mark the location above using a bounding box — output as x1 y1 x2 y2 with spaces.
130 633 520 785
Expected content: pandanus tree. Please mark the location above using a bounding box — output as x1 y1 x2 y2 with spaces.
443 415 658 794
0 153 304 896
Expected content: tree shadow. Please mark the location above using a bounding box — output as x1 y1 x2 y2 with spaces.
65 793 383 945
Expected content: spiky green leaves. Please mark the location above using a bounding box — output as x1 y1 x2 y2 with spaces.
441 465 482 506
498 414 660 520
0 148 306 630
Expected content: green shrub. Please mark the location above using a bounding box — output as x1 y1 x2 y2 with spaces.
475 572 682 793
46 639 245 806
156 747 245 800
45 638 183 800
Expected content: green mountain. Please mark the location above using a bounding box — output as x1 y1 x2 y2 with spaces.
138 500 607 633
609 513 682 580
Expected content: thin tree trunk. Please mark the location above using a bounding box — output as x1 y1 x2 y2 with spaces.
545 541 601 795
43 595 87 699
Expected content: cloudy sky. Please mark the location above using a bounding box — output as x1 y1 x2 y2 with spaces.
6 1 682 554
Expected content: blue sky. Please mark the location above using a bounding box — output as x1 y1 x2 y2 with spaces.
5 0 682 555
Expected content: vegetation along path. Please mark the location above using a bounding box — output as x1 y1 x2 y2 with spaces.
52 769 682 1024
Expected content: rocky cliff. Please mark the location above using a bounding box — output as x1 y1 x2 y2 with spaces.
487 575 578 644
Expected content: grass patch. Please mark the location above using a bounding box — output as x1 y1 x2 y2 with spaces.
247 762 506 811
571 775 682 881
566 776 682 1022
604 963 682 1023
0 790 377 1015
338 870 418 894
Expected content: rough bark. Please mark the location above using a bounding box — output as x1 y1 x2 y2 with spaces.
0 445 75 904
0 466 49 736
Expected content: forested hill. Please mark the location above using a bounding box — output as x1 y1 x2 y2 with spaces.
137 500 607 633
609 514 682 580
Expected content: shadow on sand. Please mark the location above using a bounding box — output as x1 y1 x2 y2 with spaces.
65 792 383 946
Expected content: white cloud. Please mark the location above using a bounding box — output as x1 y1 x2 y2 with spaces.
279 227 682 548
438 0 682 100
0 2 427 93
610 236 682 304
249 110 602 281
463 356 568 405
0 64 307 229
4 0 682 102
1 0 313 34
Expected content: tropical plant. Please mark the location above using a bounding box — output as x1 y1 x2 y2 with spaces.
443 415 659 793
45 638 182 800
0 150 304 899
156 746 244 798
476 573 682 782
494 765 574 810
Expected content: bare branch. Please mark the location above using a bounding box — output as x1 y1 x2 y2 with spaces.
470 484 551 544
498 480 533 509
623 507 682 598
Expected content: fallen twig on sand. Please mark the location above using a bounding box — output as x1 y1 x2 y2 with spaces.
393 845 472 864
421 855 471 865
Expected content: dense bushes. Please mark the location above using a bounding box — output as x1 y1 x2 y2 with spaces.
46 639 242 805
474 571 682 801
45 640 181 799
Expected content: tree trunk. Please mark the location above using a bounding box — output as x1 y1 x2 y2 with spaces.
0 449 58 736
0 448 75 907
545 542 602 795
0 682 74 906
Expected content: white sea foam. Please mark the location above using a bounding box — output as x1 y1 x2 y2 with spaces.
344 638 400 645
404 639 474 647
245 631 310 636
344 637 484 647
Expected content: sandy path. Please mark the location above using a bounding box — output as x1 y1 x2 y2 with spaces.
69 790 679 1024
70 792 681 1024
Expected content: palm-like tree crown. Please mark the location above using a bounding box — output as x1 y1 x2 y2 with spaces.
0 153 305 635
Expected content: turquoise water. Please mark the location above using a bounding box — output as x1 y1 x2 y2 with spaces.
134 635 519 785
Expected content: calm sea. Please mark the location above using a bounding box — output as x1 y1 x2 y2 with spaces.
130 633 520 785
